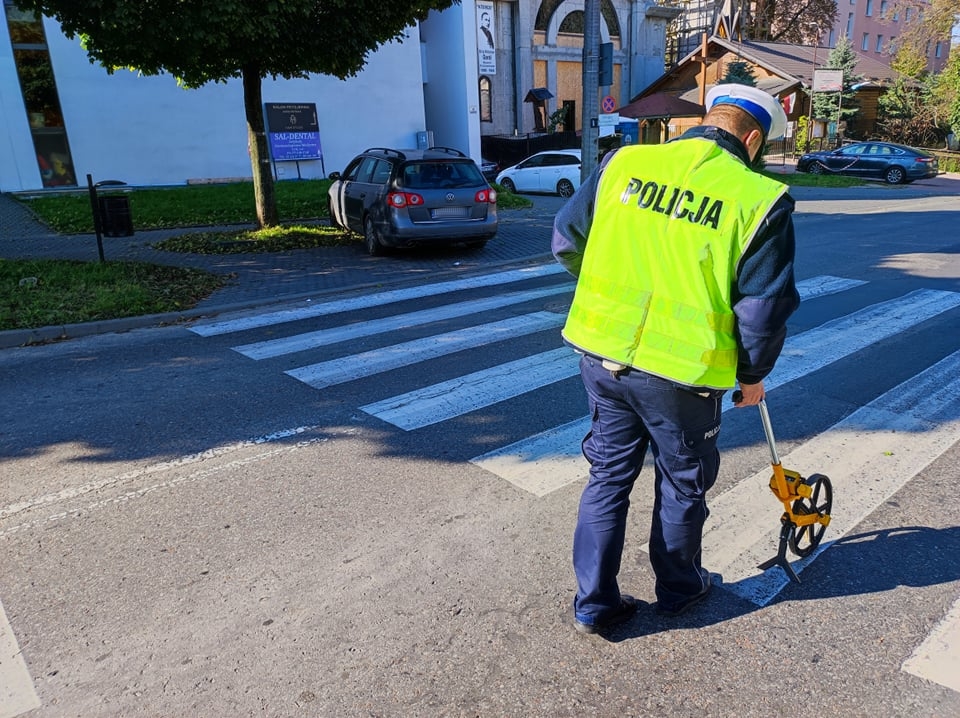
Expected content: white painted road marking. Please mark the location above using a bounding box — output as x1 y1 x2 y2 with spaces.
235 284 572 359
793 274 866 299
902 593 960 692
472 288 960 496
0 425 326 522
190 264 567 336
289 312 566 389
0 598 40 718
707 348 960 606
361 347 579 431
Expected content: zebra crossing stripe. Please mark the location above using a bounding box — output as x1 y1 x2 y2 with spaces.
795 274 866 299
471 288 960 496
289 312 567 389
471 417 589 497
361 347 579 430
0 597 40 718
708 347 960 606
234 284 572 359
190 264 568 337
901 593 960 693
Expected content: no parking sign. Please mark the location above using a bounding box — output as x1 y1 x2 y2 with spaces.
601 95 617 114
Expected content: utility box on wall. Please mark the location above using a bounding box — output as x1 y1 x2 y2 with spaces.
416 130 434 149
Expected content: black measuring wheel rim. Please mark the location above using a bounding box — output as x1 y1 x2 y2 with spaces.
787 473 833 558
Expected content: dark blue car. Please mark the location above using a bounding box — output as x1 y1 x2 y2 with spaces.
797 141 938 184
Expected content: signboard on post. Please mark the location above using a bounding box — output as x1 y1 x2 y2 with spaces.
813 69 843 92
264 103 322 162
598 112 619 137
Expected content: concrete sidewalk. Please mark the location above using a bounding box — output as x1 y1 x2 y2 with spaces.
0 192 566 347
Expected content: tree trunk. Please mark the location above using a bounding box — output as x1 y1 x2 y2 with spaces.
242 63 278 228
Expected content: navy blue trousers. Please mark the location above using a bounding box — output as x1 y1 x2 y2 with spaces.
572 354 723 624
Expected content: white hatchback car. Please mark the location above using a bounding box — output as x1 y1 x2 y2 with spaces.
495 149 582 197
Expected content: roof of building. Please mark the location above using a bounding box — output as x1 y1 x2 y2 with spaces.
633 35 902 104
616 93 704 119
708 38 903 87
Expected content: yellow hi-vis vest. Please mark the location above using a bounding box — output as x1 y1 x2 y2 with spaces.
562 140 788 389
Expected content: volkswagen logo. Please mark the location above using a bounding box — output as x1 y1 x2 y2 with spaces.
445 193 455 202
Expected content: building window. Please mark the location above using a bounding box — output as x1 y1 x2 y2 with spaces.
926 39 932 55
876 35 884 52
846 13 854 37
935 41 943 58
865 0 873 16
862 33 870 51
904 7 911 21
479 76 492 122
880 0 888 17
4 2 76 187
828 29 836 47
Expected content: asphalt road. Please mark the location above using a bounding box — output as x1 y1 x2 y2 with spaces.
2 184 960 717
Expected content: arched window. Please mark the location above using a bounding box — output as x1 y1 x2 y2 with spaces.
479 76 492 122
535 0 620 38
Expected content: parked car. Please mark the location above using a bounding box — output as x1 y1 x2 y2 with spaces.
796 141 938 184
480 157 500 183
496 149 582 197
327 147 498 256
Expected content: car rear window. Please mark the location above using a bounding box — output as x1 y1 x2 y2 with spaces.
400 161 485 189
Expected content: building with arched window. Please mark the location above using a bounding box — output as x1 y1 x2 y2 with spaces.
464 1 681 138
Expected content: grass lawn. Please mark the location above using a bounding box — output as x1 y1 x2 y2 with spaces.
1 259 228 332
18 178 533 234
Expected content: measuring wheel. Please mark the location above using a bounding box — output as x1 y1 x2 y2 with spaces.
740 395 835 584
787 473 833 558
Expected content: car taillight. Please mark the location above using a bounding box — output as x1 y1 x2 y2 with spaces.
388 192 424 208
476 189 497 204
917 158 934 164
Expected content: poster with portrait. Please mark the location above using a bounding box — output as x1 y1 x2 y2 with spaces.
476 1 496 75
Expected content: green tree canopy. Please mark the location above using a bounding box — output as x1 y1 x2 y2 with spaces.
876 76 942 146
890 0 959 79
16 0 458 226
720 60 758 87
931 49 960 139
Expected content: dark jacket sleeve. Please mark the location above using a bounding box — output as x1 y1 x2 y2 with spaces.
732 193 801 385
551 162 606 277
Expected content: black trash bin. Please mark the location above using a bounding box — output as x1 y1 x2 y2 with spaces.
97 193 134 237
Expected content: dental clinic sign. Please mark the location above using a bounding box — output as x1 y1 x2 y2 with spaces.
265 103 322 161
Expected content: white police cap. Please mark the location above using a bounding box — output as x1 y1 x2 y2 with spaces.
705 83 788 140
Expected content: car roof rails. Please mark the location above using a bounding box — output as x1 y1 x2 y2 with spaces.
427 146 466 157
364 147 406 160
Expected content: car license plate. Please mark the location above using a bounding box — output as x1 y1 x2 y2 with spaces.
430 206 470 219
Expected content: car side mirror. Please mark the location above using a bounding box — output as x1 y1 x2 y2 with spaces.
329 172 341 180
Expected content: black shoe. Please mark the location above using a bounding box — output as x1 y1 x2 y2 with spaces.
574 594 640 635
655 574 713 618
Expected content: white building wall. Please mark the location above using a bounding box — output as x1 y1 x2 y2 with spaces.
420 3 482 165
0 16 430 191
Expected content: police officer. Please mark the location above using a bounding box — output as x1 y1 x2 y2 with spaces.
552 83 800 634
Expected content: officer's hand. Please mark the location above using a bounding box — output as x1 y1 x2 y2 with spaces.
733 381 764 407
